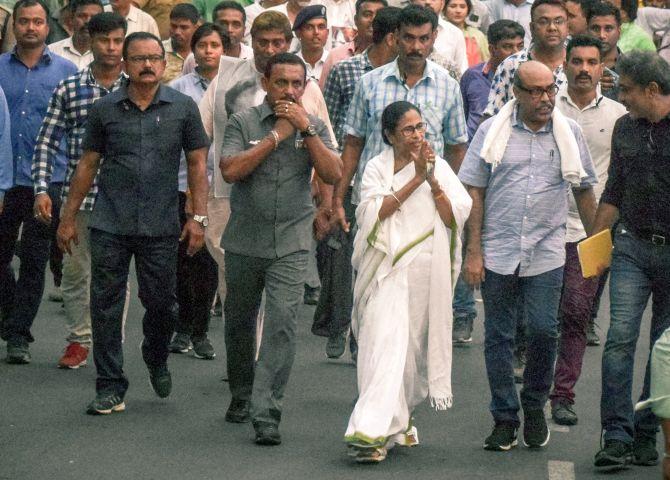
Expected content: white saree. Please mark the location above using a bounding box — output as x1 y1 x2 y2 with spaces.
344 148 472 447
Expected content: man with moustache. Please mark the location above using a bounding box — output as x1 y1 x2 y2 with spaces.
0 0 78 364
58 32 210 414
33 12 128 370
161 3 200 84
220 51 341 445
549 34 626 427
49 0 104 68
199 10 335 425
459 61 597 451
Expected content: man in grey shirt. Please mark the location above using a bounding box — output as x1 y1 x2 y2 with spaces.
220 52 341 446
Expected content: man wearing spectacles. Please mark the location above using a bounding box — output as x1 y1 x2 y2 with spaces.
459 60 597 453
58 31 210 415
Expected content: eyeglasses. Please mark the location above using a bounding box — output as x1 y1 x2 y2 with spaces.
534 17 567 27
399 122 426 137
126 55 165 64
516 83 559 99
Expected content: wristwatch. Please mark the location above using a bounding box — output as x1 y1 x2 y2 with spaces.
301 124 317 137
192 214 209 227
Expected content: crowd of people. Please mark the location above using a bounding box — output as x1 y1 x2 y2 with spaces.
0 0 669 475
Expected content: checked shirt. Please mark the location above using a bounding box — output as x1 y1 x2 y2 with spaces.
32 66 126 211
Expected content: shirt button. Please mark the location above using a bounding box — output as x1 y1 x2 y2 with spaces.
526 195 530 199
18 134 22 137
530 175 534 179
21 111 25 115
24 89 28 93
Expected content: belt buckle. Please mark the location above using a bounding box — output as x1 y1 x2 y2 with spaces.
652 234 666 246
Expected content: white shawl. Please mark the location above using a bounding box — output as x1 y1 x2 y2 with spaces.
352 148 472 410
480 99 587 186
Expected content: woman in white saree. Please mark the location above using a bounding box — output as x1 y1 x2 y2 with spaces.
344 101 472 463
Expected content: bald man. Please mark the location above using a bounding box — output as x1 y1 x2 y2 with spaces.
459 61 598 452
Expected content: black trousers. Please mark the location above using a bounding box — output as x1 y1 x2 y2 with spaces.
90 228 178 397
175 192 218 338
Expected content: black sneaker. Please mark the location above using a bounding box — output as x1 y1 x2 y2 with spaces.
253 421 281 446
632 435 659 466
168 333 191 354
326 331 347 359
523 409 550 448
594 439 633 472
483 423 518 451
6 341 30 364
551 402 578 426
148 365 172 398
453 315 474 345
192 336 216 360
586 319 601 346
225 398 250 423
86 393 126 415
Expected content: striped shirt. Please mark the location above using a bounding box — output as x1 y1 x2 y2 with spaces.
458 106 597 277
345 58 468 204
32 67 126 211
323 49 374 152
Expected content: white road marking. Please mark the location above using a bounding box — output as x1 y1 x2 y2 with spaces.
548 460 575 480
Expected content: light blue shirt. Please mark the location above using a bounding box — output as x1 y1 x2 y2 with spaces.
458 107 597 277
169 71 214 192
0 85 12 202
345 59 468 204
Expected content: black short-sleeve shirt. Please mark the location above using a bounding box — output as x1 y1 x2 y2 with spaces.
82 83 210 237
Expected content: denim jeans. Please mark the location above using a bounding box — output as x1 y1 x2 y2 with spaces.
601 227 670 444
0 184 62 345
481 266 563 426
90 229 178 397
453 273 477 320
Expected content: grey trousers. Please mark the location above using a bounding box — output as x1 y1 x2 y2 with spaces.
224 250 308 425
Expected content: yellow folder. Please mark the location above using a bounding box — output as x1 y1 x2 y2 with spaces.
578 229 613 278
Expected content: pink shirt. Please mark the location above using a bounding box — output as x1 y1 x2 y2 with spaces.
318 41 357 90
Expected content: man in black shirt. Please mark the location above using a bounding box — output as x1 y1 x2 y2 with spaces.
591 51 670 472
58 32 210 415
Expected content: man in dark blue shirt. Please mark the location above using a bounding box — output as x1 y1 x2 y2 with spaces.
0 0 77 365
58 32 210 415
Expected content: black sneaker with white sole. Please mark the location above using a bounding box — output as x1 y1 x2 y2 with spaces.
86 393 126 415
148 365 172 398
523 409 550 448
594 439 633 472
484 423 518 451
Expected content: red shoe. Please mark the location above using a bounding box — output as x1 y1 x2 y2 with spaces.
58 343 89 369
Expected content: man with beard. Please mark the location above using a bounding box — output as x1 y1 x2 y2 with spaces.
459 61 597 451
33 12 128 370
549 34 626 427
588 1 622 103
49 0 103 68
162 3 200 83
198 10 336 425
0 0 78 364
220 51 340 445
57 31 209 414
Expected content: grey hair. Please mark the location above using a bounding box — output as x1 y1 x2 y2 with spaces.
617 51 670 95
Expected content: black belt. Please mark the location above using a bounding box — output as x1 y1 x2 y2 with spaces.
620 224 669 246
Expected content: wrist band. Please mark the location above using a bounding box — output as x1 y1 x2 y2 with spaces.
269 130 279 150
390 193 402 209
433 191 445 201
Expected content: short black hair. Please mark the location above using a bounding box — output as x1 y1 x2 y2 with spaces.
13 0 49 21
355 0 388 15
87 11 127 36
620 0 638 21
123 31 165 61
587 0 621 25
565 0 596 18
213 0 246 24
170 3 200 23
382 101 421 145
69 0 104 13
530 0 568 21
398 4 438 31
617 51 670 94
264 52 306 81
372 6 401 44
566 33 603 60
487 19 525 45
190 21 225 51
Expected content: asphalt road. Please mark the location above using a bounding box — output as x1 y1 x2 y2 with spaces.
0 267 661 480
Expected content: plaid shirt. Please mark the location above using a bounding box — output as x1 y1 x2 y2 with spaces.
484 48 566 116
345 58 468 204
323 49 374 152
32 66 126 211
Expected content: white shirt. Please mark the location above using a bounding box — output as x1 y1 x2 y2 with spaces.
434 18 468 74
296 48 329 82
486 0 533 47
636 7 670 64
104 5 160 38
322 0 355 48
244 1 266 45
555 87 627 242
181 43 253 75
48 37 93 69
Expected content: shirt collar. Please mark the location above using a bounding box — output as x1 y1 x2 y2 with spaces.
512 103 552 132
83 65 127 88
259 100 275 121
117 83 175 106
11 45 52 65
191 69 210 90
557 84 603 111
383 58 436 84
126 5 139 22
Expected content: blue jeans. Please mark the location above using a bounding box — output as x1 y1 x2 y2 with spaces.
453 273 477 320
481 266 563 426
601 228 670 444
